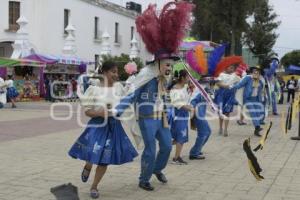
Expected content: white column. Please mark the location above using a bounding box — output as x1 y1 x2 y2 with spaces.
62 24 77 56
100 30 111 56
11 16 34 58
129 34 139 59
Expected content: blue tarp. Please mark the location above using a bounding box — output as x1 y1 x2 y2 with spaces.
285 65 300 74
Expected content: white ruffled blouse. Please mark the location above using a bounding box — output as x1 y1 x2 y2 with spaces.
169 85 190 109
81 83 124 111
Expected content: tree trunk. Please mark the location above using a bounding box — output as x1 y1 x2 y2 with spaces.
230 0 236 55
230 31 235 55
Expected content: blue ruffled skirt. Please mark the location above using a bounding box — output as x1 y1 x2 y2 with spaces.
69 117 138 165
214 88 237 114
7 87 19 99
169 107 189 144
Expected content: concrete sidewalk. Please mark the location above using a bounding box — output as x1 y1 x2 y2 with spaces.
0 102 299 200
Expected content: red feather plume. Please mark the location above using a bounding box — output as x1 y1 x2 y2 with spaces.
136 1 194 55
159 2 194 53
135 4 161 54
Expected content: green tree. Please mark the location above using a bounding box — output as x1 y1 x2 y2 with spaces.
101 54 144 81
281 50 300 68
191 0 255 55
243 0 280 66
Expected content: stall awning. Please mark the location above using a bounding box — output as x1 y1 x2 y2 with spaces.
285 65 300 75
24 54 94 65
180 37 217 51
0 57 45 67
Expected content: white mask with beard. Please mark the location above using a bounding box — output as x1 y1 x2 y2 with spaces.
156 59 174 84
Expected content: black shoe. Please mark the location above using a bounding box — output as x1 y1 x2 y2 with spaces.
254 128 262 137
178 157 188 165
139 182 154 191
273 113 279 116
154 173 168 183
189 155 205 160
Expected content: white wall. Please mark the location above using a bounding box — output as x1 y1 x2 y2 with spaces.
0 0 150 63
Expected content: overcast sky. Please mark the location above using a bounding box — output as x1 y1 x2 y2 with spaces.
108 0 300 58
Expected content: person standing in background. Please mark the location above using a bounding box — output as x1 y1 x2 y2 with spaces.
5 75 19 108
287 76 297 103
0 76 7 108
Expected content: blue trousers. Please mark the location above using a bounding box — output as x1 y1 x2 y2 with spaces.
271 92 278 114
190 119 211 156
245 97 264 127
138 118 172 184
260 99 267 123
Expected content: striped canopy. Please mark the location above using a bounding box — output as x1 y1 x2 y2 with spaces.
24 54 94 65
0 57 45 67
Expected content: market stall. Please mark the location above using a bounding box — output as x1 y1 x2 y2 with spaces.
0 57 45 101
24 53 93 101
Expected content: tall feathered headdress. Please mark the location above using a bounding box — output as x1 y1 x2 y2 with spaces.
136 1 194 62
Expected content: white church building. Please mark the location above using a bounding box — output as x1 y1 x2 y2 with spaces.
0 0 150 68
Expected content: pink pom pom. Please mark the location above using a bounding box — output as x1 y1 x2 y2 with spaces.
236 62 248 77
124 62 138 75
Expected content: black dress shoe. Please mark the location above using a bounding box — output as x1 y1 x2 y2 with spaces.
139 182 154 191
189 155 205 160
154 173 168 183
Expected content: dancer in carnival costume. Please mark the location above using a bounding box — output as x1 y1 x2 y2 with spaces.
189 78 212 160
231 66 264 136
268 74 280 115
114 1 194 191
235 63 249 126
214 57 243 137
169 69 194 165
5 75 19 108
265 59 280 115
68 61 138 199
259 70 267 125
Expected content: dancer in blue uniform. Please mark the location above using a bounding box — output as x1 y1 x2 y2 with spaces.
231 66 264 136
169 70 193 165
259 73 267 125
270 74 280 115
189 86 211 160
115 57 175 191
69 61 138 199
114 1 194 191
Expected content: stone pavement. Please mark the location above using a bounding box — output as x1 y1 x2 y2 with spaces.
0 102 300 200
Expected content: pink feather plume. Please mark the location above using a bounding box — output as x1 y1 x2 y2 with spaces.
186 49 202 74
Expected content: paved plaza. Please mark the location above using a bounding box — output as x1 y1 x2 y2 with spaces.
0 102 300 200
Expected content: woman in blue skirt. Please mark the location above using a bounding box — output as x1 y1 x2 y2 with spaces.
5 75 19 108
69 61 138 199
169 70 193 165
214 64 240 137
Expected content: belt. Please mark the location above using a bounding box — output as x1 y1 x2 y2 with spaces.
139 111 169 128
139 111 163 119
